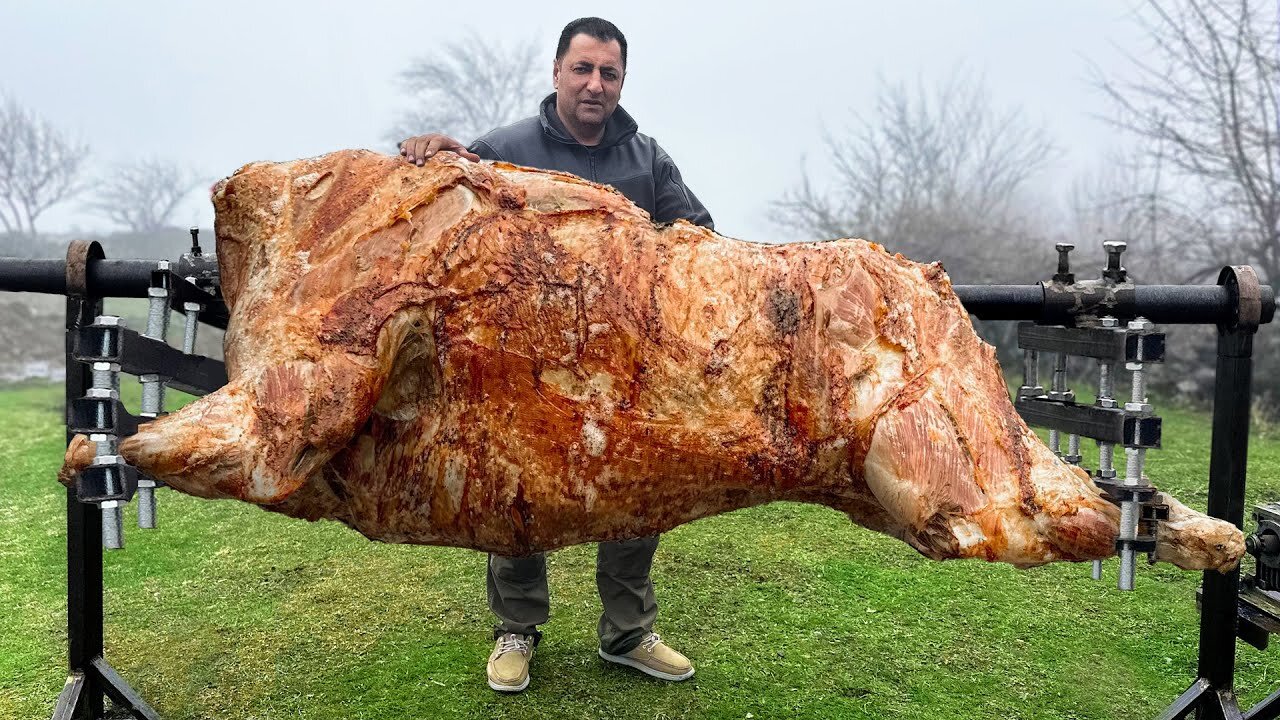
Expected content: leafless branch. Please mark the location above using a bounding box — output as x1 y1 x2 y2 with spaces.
0 94 89 239
86 158 205 232
770 72 1057 283
1095 0 1279 282
387 34 546 146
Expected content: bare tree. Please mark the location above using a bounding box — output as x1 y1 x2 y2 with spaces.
0 94 89 239
387 34 547 147
770 73 1057 284
1067 149 1204 284
87 158 204 232
1096 0 1279 283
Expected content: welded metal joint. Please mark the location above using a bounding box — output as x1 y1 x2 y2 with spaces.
1103 240 1128 285
1053 243 1075 285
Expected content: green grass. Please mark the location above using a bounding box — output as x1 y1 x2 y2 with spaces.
3 382 1280 719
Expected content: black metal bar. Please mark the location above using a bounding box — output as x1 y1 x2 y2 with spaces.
91 657 162 720
0 257 228 329
75 461 139 505
50 673 85 720
0 258 157 296
951 283 1276 324
954 284 1045 319
1236 610 1271 651
65 294 104 718
114 327 227 396
1018 323 1126 361
1158 679 1211 720
1180 267 1264 720
1017 323 1166 363
1202 690 1247 720
72 325 226 397
91 327 226 394
89 259 164 299
1197 324 1254 697
1206 584 1280 651
1015 397 1161 447
0 257 73 293
1244 686 1280 720
11 256 1280 328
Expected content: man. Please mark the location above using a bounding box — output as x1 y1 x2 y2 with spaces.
399 17 713 694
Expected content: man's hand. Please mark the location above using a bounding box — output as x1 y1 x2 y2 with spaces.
398 134 481 165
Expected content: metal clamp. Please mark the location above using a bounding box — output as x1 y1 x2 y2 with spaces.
1015 244 1171 590
74 346 135 550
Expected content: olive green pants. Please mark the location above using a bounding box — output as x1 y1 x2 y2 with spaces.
487 536 659 655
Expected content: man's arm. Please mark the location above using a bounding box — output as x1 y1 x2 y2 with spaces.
468 138 503 162
653 147 714 230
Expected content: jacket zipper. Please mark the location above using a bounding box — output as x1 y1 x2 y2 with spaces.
587 149 597 181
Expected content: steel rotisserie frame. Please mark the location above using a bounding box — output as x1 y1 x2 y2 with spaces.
0 240 1270 720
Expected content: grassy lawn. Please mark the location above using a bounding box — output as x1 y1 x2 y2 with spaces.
4 381 1280 719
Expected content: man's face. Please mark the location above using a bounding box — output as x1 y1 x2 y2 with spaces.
553 34 625 132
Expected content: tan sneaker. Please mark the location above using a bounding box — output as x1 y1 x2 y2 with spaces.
598 632 694 681
487 633 534 692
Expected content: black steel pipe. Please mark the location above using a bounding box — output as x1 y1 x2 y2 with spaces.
1196 325 1254 699
952 284 1046 320
953 283 1276 324
1 256 1275 326
65 295 106 719
0 257 230 330
0 258 164 297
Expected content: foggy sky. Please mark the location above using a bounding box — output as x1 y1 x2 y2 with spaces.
1 0 1148 245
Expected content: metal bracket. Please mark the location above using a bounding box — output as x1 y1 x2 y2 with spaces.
1017 323 1165 364
1014 397 1162 448
68 394 141 436
74 323 226 397
75 457 138 504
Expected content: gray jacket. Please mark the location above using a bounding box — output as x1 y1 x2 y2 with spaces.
469 94 714 229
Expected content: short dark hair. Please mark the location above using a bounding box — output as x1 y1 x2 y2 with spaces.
556 17 628 69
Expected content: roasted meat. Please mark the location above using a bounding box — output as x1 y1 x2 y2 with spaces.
61 150 1242 572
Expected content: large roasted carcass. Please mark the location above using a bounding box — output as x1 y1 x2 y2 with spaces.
61 150 1242 572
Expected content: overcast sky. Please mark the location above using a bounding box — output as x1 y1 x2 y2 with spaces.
1 0 1150 245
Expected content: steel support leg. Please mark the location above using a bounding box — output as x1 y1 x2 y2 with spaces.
1244 685 1280 720
1190 326 1254 720
92 658 161 720
64 292 104 720
1155 267 1261 720
1160 679 1212 720
50 674 85 720
56 241 162 720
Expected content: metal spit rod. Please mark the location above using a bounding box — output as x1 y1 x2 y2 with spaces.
136 261 172 530
1091 317 1119 581
1117 317 1155 591
1048 353 1065 454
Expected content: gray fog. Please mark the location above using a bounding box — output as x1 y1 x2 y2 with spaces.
0 0 1146 243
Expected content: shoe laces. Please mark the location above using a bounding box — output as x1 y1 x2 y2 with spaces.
640 632 662 652
497 633 531 655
